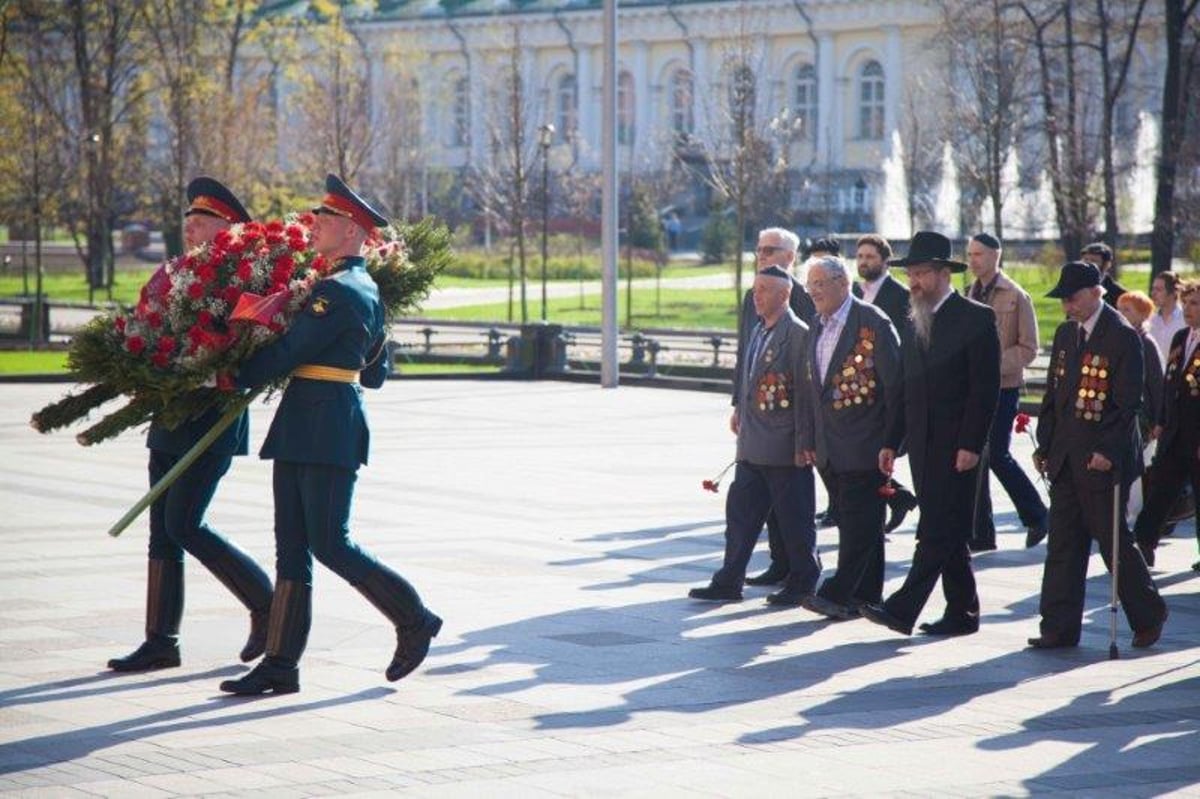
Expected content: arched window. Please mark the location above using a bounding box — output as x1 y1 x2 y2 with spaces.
728 63 756 131
555 73 578 143
617 70 635 145
793 63 817 140
858 60 885 140
450 76 469 147
669 68 694 135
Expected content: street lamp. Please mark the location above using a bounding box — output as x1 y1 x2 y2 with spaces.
538 122 555 321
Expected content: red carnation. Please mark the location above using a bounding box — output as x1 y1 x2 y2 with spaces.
223 286 241 305
297 211 317 228
187 282 205 300
114 316 126 333
146 311 163 329
213 229 233 249
265 232 285 247
275 254 295 273
288 236 307 253
1014 412 1032 434
702 480 718 493
236 259 253 282
126 335 146 355
151 352 169 368
266 220 285 234
196 265 217 285
312 254 330 273
702 461 736 493
196 310 214 327
156 335 175 353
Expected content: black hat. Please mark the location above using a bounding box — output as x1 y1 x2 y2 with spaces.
972 232 1001 250
757 265 792 281
185 176 251 223
1080 241 1113 263
888 230 967 272
1046 261 1102 298
313 173 389 230
806 236 841 257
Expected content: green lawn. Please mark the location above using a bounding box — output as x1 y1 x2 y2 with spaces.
0 351 71 374
0 269 154 305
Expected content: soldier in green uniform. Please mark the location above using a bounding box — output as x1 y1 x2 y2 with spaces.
220 174 441 696
109 177 272 672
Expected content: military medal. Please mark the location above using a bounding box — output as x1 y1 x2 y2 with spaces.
1074 351 1109 421
832 327 879 411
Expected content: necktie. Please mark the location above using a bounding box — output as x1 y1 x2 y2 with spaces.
1078 323 1088 352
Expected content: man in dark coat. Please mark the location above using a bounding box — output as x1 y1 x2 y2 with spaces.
852 233 918 532
1134 280 1200 572
1080 242 1127 307
108 177 272 673
219 175 442 695
732 228 816 587
691 266 821 604
1029 261 1167 649
859 231 1000 637
800 256 902 619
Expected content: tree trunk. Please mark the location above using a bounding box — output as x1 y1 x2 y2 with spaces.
1151 0 1195 278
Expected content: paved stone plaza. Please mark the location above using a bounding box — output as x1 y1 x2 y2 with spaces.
0 380 1197 798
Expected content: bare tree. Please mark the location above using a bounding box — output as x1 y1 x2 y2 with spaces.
1152 0 1200 277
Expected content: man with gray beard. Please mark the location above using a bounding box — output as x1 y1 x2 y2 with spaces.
859 232 1000 637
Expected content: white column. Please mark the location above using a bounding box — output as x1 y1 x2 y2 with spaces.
576 44 594 163
468 49 484 166
885 25 902 142
632 41 650 162
692 38 708 135
817 32 838 167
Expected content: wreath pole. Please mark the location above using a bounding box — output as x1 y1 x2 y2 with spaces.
107 390 260 538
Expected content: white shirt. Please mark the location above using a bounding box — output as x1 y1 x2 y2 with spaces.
1080 301 1104 340
860 274 887 305
817 293 853 384
1149 305 1186 360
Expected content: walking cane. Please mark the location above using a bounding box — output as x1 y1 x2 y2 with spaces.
1109 472 1120 661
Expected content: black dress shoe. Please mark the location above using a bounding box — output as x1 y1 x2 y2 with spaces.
859 603 913 636
765 585 809 607
1024 523 1048 548
387 612 443 682
968 538 997 553
1026 632 1079 649
884 488 918 533
688 583 743 602
801 594 857 620
219 660 299 695
108 639 181 672
745 564 789 586
918 616 979 636
1132 608 1167 648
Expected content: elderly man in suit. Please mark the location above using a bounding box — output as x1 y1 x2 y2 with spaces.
852 233 919 533
734 228 816 588
1029 261 1167 649
690 265 821 604
799 256 902 620
859 231 1000 637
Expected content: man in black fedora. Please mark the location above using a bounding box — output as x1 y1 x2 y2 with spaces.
1029 261 1167 649
859 231 1000 637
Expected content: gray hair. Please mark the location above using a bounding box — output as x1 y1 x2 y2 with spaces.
807 255 848 282
759 227 800 253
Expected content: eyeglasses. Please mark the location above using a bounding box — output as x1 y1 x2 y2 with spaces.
805 277 844 292
756 245 787 256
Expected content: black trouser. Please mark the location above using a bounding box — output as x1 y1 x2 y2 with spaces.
1134 437 1200 551
1039 462 1166 641
818 470 885 605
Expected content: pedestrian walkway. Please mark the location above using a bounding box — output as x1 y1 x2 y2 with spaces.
0 381 1197 797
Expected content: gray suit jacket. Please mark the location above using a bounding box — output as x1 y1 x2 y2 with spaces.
809 298 902 474
735 308 815 466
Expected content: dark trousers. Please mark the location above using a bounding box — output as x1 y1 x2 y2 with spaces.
273 461 425 625
973 388 1049 541
883 461 979 625
713 462 820 592
1039 462 1166 640
1134 437 1200 551
818 470 885 605
148 448 245 565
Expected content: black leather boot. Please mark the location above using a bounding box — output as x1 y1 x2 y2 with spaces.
220 580 310 695
108 559 183 672
204 545 273 662
354 567 442 682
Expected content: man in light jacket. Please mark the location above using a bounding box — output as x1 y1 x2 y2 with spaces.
966 233 1049 551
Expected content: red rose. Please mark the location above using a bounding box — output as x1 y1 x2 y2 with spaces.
1014 412 1032 434
126 335 146 355
151 352 169 368
146 311 163 329
187 283 204 300
156 335 175 353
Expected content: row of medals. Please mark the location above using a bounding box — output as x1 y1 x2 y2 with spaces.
833 345 875 411
1186 354 1200 396
1076 357 1108 421
759 383 789 410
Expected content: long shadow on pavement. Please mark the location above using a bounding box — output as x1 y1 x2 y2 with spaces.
0 665 243 708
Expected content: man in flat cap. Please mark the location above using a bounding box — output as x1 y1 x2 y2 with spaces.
859 231 1000 637
220 174 442 695
690 265 822 606
109 177 273 674
1029 261 1167 649
965 232 1048 551
733 227 816 588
